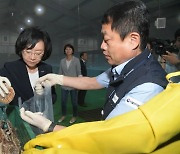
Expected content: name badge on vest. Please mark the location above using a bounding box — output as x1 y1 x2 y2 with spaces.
125 96 143 109
112 93 119 104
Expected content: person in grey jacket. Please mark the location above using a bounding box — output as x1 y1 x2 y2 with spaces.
58 44 81 124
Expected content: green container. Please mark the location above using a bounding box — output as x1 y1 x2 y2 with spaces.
5 105 36 147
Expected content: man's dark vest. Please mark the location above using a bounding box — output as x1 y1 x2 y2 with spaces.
102 49 168 119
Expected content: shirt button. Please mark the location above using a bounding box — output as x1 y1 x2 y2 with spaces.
101 110 104 115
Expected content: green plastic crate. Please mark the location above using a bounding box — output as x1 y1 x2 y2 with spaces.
5 105 36 147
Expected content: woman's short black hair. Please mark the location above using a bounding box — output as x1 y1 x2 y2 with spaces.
15 26 52 61
64 44 74 54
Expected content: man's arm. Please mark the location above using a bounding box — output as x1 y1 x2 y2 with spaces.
22 83 180 153
63 76 103 90
35 74 104 94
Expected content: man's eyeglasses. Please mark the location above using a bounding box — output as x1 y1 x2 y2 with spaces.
23 49 44 58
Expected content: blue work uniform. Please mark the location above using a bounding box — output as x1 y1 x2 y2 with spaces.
96 49 168 120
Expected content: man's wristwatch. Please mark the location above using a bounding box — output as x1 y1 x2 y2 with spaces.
47 122 56 132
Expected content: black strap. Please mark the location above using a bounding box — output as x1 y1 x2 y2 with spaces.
47 122 56 132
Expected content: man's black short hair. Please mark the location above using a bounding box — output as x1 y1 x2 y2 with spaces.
80 52 87 58
101 0 150 51
15 26 52 61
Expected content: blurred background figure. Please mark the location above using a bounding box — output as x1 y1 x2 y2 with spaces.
147 37 159 60
161 28 180 72
58 44 81 124
78 52 88 107
155 29 180 73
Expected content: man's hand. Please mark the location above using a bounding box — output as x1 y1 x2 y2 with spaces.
162 51 180 65
20 108 52 132
38 74 64 86
34 74 63 95
34 83 44 95
0 76 11 97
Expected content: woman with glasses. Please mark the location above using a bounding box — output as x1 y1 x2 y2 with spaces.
0 27 57 106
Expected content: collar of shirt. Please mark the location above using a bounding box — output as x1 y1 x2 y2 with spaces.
112 59 133 80
81 59 86 63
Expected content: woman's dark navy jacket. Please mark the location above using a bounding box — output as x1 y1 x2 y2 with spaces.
0 59 57 106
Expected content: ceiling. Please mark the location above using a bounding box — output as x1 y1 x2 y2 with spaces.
0 0 180 41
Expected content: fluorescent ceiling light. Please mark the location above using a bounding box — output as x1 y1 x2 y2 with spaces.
35 5 45 15
25 17 33 25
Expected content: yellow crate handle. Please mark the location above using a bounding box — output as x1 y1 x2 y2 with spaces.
166 71 180 83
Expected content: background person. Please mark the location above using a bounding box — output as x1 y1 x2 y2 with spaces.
161 28 180 71
147 37 159 60
58 44 81 124
78 52 88 107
